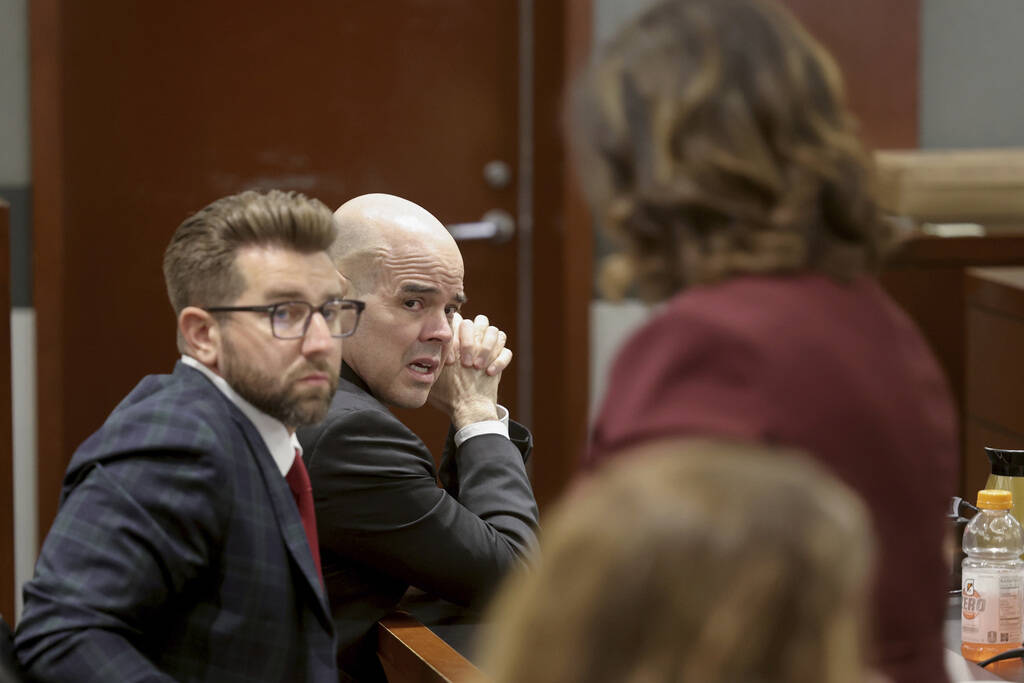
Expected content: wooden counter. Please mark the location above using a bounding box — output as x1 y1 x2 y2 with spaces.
378 612 482 683
881 226 1024 496
964 267 1024 497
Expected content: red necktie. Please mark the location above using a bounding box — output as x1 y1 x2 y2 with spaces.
286 450 323 584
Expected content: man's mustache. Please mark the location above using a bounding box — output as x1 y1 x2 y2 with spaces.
293 358 339 379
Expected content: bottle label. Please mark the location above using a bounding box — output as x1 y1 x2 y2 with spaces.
962 570 1023 646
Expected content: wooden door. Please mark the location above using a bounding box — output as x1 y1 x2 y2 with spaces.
33 1 591 534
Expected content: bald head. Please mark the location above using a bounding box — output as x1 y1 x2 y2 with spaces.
331 194 467 408
331 193 461 294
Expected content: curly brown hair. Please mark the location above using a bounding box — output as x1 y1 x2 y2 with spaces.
573 0 888 301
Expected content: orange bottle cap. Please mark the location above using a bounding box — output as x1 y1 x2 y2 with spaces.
978 489 1014 509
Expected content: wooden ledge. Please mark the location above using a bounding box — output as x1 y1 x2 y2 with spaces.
377 611 483 683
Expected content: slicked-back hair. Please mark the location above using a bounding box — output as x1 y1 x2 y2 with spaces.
163 189 337 316
573 0 888 301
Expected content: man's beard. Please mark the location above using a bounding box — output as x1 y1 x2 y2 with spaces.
221 346 339 429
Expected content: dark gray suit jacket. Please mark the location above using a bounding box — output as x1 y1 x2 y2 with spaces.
15 362 337 682
298 365 538 681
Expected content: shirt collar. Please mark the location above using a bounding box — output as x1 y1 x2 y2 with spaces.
181 355 299 476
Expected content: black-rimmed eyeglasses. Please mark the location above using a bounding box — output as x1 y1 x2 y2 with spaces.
204 299 365 339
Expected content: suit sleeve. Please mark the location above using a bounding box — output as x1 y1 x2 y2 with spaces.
306 408 538 606
437 419 531 498
14 451 230 682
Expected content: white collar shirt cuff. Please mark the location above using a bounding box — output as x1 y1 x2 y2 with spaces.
453 404 510 448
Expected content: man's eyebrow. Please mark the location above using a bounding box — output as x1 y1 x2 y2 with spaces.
399 283 467 304
261 288 307 301
399 283 439 295
260 287 343 302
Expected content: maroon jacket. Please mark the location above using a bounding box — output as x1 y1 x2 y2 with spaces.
588 274 957 683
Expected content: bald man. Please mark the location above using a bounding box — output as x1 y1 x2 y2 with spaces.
297 194 538 681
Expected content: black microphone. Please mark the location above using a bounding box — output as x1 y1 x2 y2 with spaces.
978 645 1024 668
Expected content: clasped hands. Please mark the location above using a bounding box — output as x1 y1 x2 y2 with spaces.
427 312 513 429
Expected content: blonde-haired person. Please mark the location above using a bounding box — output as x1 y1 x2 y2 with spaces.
480 441 879 683
576 1 956 682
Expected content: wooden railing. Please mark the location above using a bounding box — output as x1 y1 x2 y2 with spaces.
377 612 482 683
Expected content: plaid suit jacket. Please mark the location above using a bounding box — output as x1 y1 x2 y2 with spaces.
15 362 337 682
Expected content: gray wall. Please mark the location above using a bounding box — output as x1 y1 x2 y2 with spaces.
0 0 34 621
921 0 1024 148
0 0 31 307
595 0 1024 149
0 0 29 187
593 0 659 46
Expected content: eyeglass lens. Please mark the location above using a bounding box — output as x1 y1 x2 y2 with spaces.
271 302 359 339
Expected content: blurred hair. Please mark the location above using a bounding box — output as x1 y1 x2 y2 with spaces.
478 439 875 683
572 0 888 301
163 189 337 315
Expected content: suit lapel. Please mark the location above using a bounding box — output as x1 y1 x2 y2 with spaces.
233 412 334 631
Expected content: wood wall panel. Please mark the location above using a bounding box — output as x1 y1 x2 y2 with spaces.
530 0 593 509
966 306 1024 436
964 268 1024 497
881 264 965 414
29 0 67 542
781 0 919 148
881 236 1024 496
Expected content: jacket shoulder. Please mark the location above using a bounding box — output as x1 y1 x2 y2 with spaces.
69 367 239 474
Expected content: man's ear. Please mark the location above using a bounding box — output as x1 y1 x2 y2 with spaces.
336 269 352 297
179 306 221 368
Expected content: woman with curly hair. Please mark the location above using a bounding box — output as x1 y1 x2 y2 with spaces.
577 1 957 682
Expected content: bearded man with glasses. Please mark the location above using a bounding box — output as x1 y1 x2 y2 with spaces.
15 190 356 682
